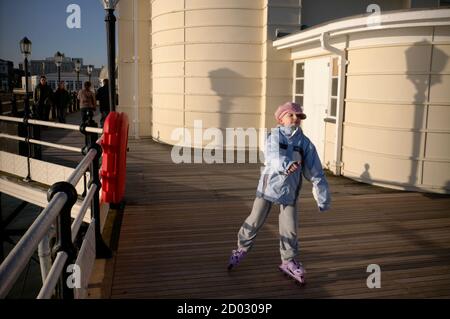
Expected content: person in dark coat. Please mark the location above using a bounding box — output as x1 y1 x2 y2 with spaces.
33 75 53 120
96 78 110 128
53 81 70 123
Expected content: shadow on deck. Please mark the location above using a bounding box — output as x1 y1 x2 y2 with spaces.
109 137 450 299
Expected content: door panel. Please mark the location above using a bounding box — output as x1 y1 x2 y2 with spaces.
302 57 329 163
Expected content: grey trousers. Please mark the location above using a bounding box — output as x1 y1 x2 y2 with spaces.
237 197 298 262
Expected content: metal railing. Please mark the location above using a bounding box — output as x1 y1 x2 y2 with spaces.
0 113 111 299
0 92 80 117
0 94 31 116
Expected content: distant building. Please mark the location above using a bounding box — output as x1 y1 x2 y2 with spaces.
18 55 101 92
28 57 81 76
0 59 14 92
12 68 25 89
22 55 101 83
44 72 97 91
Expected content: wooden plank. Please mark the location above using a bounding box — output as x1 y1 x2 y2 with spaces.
108 137 450 298
29 112 448 299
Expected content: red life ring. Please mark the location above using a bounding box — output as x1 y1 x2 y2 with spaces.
100 112 129 204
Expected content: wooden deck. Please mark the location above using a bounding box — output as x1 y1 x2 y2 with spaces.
109 136 450 299
26 111 450 298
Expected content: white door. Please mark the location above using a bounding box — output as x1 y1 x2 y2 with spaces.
302 57 329 163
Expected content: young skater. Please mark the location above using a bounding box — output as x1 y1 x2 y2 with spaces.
227 102 331 284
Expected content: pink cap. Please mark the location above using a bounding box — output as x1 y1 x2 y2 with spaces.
274 102 306 122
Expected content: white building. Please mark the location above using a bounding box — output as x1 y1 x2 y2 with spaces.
22 72 98 93
114 0 450 194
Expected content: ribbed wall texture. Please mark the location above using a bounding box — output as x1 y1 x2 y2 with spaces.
151 0 266 147
342 26 450 193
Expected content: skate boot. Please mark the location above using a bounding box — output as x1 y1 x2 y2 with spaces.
227 249 247 270
278 259 306 285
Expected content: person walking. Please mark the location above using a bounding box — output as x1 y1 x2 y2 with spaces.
53 81 70 123
96 78 110 128
77 81 96 124
33 75 53 120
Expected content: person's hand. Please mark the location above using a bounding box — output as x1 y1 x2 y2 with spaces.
287 162 300 175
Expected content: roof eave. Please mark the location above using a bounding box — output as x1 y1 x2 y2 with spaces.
273 8 450 50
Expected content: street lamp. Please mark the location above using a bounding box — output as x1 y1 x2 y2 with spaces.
20 37 33 181
74 59 81 91
87 64 93 83
54 51 64 85
20 37 32 117
100 0 120 112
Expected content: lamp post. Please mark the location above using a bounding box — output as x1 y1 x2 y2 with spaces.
53 51 64 120
54 51 64 86
87 64 93 83
20 37 33 180
20 37 32 117
101 0 120 112
74 59 81 91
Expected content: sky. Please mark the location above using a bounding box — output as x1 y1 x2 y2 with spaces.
0 0 112 69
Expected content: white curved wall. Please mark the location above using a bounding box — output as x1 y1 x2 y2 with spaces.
342 26 450 193
151 0 265 147
286 17 450 194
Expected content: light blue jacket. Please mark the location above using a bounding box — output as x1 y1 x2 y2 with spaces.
256 126 331 210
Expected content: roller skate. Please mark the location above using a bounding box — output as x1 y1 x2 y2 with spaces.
278 259 306 285
227 249 247 270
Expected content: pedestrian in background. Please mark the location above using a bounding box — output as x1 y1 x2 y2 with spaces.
33 75 53 120
96 78 110 128
53 81 70 123
77 81 96 124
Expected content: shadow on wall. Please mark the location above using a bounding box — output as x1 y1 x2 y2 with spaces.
208 68 244 132
405 41 448 188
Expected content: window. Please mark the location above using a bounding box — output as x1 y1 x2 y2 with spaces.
293 62 304 106
329 57 339 118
